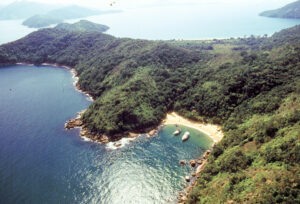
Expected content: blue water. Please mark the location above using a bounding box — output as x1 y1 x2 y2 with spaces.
68 2 300 40
1 2 300 44
0 65 213 204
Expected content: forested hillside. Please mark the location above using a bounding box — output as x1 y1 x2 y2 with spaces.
22 14 63 28
0 24 299 203
260 0 300 19
55 20 109 33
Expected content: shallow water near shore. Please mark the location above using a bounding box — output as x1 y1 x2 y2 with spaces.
0 65 213 204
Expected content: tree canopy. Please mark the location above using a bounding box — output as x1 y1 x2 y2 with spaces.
0 24 299 203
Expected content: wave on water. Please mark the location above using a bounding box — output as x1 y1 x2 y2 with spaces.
105 137 138 150
81 135 94 142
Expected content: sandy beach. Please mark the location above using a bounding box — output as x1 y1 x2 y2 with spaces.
162 112 223 144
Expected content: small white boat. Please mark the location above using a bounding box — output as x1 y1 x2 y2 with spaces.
173 129 181 136
182 131 190 142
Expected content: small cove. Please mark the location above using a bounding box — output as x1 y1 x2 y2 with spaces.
0 65 213 203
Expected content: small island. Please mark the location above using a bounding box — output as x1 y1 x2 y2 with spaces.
22 15 63 28
0 1 58 20
17 4 120 28
260 0 300 18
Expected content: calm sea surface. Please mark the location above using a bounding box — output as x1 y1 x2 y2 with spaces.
0 3 298 202
1 3 300 44
0 65 213 204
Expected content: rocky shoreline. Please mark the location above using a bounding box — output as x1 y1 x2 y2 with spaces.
13 62 95 101
65 110 159 144
40 63 95 102
65 113 110 143
5 62 158 144
9 62 219 203
177 150 212 204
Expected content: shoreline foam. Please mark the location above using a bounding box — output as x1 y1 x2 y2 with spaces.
40 63 94 102
14 62 94 102
13 63 224 147
8 62 223 202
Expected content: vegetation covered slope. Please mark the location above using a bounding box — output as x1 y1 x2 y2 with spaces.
170 31 300 203
0 24 299 203
0 1 120 28
55 20 109 33
21 5 117 28
0 25 199 136
260 0 300 18
22 14 63 28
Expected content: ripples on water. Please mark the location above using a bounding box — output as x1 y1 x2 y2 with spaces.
0 65 213 203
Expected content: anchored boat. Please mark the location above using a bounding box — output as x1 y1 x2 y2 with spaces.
173 128 181 136
182 131 190 142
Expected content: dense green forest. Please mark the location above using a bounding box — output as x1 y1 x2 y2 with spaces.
260 0 300 19
55 20 109 33
0 23 299 203
22 14 63 28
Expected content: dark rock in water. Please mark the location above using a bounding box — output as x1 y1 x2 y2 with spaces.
179 160 187 165
191 173 196 177
185 176 190 182
190 160 196 167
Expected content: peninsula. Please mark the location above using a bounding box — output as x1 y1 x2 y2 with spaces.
22 15 63 28
0 21 299 203
260 0 300 18
21 5 119 28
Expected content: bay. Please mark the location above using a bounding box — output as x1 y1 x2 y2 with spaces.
0 65 212 204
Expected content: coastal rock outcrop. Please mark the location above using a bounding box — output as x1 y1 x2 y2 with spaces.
189 160 196 167
65 112 110 143
65 118 83 129
179 160 187 165
177 150 211 203
178 192 188 204
148 129 156 136
197 159 204 165
202 150 211 159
